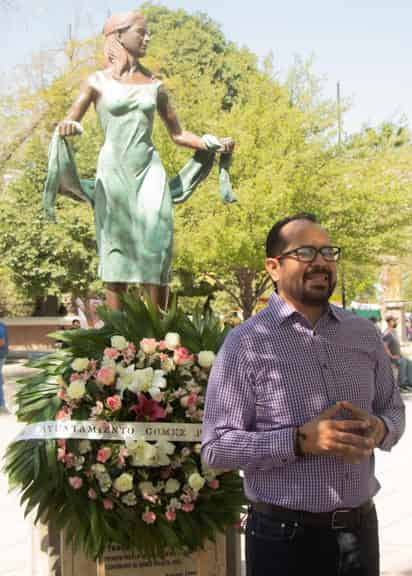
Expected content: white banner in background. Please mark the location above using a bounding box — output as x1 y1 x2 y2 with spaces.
15 420 202 443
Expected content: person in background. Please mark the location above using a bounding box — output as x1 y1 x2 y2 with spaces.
383 315 412 390
0 320 9 413
202 213 405 576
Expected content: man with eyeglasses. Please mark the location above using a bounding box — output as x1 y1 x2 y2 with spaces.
202 213 405 576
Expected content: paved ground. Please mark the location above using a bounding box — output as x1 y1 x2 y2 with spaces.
0 361 411 576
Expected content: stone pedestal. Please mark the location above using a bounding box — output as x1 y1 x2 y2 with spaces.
32 523 240 576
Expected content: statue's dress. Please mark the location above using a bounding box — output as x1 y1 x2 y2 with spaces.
90 73 171 285
43 72 236 286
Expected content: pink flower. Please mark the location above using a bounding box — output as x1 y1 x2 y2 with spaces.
117 447 129 467
57 439 66 449
96 367 116 387
70 372 83 382
181 393 198 408
142 510 156 524
55 407 72 421
91 401 104 417
208 479 220 490
97 447 112 463
88 488 97 500
104 347 120 360
68 476 83 490
173 347 194 366
140 338 158 355
57 448 66 461
165 509 176 522
123 342 137 364
103 498 114 510
106 395 122 412
182 502 194 513
130 394 166 422
158 341 167 351
143 493 158 504
63 453 75 468
57 389 66 400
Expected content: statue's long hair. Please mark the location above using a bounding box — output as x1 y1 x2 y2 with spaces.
102 11 144 79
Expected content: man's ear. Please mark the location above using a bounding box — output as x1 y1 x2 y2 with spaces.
265 257 281 284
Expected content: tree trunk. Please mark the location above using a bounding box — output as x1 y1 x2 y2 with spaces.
235 269 256 319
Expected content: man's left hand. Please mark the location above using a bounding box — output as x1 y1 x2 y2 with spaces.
339 401 387 448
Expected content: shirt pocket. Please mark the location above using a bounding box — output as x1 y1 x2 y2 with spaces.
331 347 375 407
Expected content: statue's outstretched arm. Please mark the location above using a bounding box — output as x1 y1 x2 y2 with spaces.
58 79 97 137
157 86 234 154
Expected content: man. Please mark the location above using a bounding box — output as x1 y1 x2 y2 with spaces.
0 320 9 413
382 315 412 390
202 213 405 576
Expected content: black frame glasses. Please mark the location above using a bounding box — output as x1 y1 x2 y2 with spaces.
276 245 341 263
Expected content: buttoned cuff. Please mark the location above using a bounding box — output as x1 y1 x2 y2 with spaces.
378 416 395 451
271 427 297 466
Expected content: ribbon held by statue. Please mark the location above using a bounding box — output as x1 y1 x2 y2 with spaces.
43 9 236 311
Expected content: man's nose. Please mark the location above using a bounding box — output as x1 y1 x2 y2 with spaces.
311 250 328 264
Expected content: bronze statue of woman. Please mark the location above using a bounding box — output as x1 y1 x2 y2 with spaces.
44 10 234 310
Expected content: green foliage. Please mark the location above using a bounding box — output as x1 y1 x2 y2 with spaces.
4 300 244 559
1 4 412 313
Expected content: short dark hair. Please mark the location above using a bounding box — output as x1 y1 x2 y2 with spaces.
266 213 318 257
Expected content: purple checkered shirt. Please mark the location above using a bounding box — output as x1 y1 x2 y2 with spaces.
202 293 405 512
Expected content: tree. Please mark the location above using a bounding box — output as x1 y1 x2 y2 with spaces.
1 4 412 317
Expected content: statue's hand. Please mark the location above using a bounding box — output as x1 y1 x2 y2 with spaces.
58 120 83 137
218 137 235 154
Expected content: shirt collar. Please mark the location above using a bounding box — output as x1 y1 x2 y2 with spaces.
268 292 342 326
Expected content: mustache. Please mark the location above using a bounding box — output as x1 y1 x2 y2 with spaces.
303 267 332 281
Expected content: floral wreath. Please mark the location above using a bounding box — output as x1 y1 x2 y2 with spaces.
5 298 245 559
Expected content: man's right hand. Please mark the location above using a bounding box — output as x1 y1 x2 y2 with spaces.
298 403 374 464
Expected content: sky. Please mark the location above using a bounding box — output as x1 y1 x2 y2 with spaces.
2 0 412 134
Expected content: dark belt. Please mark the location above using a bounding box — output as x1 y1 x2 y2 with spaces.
251 499 374 530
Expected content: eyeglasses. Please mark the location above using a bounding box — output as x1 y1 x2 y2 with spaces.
276 245 341 263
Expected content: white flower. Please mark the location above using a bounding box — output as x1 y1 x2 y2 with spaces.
164 332 181 350
169 497 181 510
188 472 206 492
201 463 217 481
102 357 117 369
138 481 156 495
113 472 134 493
111 335 128 350
67 379 86 399
71 357 89 372
116 365 135 396
194 443 202 454
161 356 175 373
153 440 176 466
164 478 180 494
78 440 92 454
127 438 158 467
92 463 107 476
130 367 154 393
127 367 167 398
198 351 215 368
122 492 137 506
